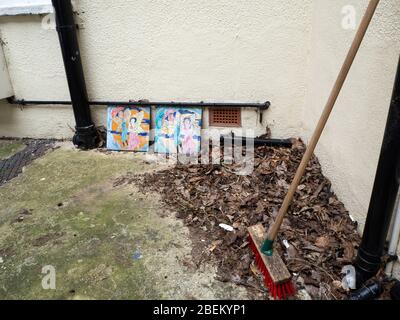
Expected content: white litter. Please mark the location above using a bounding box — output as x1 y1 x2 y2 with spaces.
341 265 356 290
219 223 234 232
0 257 3 264
282 239 290 249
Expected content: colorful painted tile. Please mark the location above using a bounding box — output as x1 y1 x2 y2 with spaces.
155 107 202 155
107 106 150 152
155 107 179 154
177 108 202 155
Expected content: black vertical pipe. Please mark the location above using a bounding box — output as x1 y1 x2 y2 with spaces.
354 56 400 284
52 0 98 149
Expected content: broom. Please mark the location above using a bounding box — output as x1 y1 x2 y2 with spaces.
248 0 381 300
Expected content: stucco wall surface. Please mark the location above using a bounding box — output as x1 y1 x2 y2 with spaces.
0 0 312 139
302 0 400 278
0 45 13 99
303 0 400 232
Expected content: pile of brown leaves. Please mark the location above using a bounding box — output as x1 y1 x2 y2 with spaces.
134 140 361 300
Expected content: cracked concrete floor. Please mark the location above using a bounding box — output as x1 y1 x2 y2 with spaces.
0 142 250 300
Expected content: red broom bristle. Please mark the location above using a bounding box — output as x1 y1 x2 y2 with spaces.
248 235 296 300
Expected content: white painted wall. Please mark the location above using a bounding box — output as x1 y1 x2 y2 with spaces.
0 0 399 276
0 0 312 139
0 44 13 99
303 0 399 237
302 0 400 277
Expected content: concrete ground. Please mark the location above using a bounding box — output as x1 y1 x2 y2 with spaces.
0 142 250 300
0 140 25 160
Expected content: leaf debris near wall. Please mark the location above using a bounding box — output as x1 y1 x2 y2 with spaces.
122 140 362 300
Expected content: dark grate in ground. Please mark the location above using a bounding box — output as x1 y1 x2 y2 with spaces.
0 140 56 186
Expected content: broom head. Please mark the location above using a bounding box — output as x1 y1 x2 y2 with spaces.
248 224 295 300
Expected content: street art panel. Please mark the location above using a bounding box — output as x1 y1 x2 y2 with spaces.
154 107 202 155
154 107 179 154
177 108 202 155
107 106 150 152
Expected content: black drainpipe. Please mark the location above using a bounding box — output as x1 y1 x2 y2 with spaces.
52 0 99 149
354 55 400 285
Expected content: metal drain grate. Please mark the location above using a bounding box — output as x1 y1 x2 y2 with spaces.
0 140 55 186
209 108 241 127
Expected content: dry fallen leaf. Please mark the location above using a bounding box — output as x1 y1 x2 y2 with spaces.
209 240 223 252
250 261 261 276
315 236 330 248
132 139 361 300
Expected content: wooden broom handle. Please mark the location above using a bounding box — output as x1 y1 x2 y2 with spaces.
267 0 381 241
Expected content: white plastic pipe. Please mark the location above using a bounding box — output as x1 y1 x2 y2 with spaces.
385 188 400 276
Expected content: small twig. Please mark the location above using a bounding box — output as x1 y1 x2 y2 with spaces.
229 280 267 293
286 258 337 282
221 164 238 175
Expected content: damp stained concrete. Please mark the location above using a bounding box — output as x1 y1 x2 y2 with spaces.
0 143 249 300
0 140 26 160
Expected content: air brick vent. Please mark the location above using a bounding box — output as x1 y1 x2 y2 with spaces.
209 108 241 127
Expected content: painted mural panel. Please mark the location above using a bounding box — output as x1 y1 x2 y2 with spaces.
154 107 179 154
107 106 150 152
155 107 202 155
177 109 202 155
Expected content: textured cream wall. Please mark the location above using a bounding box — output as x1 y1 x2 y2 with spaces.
0 45 13 99
302 0 400 276
303 0 400 229
0 0 312 139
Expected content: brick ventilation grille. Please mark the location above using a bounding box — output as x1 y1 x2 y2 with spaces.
209 108 241 127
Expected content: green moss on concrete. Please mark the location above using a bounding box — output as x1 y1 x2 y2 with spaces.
0 140 26 160
0 146 250 300
0 148 167 300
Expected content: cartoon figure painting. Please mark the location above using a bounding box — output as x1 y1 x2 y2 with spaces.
155 107 202 155
128 111 145 150
107 106 150 152
178 109 201 155
155 107 179 154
